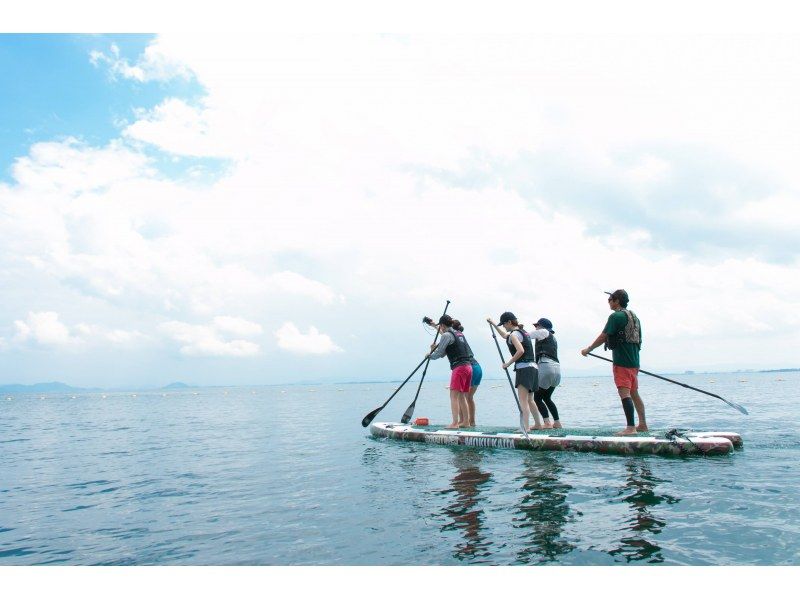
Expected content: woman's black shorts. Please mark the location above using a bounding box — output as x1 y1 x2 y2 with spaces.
514 366 538 392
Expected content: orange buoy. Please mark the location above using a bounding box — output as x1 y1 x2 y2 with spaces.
414 417 429 426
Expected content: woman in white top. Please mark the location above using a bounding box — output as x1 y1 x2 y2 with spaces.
532 318 562 429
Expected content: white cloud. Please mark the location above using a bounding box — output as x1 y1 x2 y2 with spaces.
268 272 339 305
124 98 222 157
73 323 148 345
90 41 193 83
732 195 800 230
212 316 263 337
11 137 152 194
274 322 343 355
621 155 672 188
14 311 77 346
11 312 146 349
159 318 261 356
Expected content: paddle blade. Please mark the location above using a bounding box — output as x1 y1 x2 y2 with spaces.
518 412 532 445
727 400 748 415
361 407 382 428
400 402 415 424
706 391 748 415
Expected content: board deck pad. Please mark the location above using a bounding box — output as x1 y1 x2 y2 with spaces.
370 422 742 456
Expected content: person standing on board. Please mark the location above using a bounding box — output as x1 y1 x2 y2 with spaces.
488 312 543 431
532 317 562 429
426 315 474 429
580 289 648 436
452 319 481 427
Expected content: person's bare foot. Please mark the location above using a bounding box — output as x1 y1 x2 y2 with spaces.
458 422 471 428
532 425 544 430
553 421 563 429
469 421 476 427
636 424 649 432
542 420 553 429
445 422 459 429
615 426 638 436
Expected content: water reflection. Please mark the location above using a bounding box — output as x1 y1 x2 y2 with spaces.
439 449 493 562
513 453 575 564
608 459 679 563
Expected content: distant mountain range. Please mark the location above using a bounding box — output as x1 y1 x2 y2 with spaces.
0 381 194 393
0 381 99 393
161 382 191 389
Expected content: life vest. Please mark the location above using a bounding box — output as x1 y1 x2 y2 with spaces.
535 332 559 363
506 328 535 363
444 329 472 370
462 336 479 366
605 309 642 350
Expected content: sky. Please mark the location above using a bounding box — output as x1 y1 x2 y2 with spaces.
1 30 799 387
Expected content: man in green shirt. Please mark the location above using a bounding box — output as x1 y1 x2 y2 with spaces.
581 289 648 435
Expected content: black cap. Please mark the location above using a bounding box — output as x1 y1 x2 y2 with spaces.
535 318 554 332
498 311 516 325
605 289 629 307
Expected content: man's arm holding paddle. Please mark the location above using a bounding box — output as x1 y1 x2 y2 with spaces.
581 332 607 356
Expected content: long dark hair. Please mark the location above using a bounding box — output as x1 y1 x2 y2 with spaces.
451 319 464 332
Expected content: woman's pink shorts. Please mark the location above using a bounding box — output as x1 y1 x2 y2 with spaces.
450 364 473 393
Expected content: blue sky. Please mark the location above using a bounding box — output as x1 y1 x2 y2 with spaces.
0 34 207 182
0 33 798 387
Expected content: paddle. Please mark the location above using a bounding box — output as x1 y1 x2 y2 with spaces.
361 357 429 427
587 352 748 415
400 300 451 424
488 321 533 443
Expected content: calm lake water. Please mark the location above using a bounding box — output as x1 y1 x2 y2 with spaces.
1 371 798 565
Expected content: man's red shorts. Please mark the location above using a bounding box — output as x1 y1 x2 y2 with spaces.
613 365 639 391
450 364 473 393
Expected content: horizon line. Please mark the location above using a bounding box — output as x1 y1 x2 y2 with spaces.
1 367 797 392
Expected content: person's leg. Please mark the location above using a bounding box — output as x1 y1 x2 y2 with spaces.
542 386 560 428
630 371 648 431
458 392 470 427
613 365 637 435
457 398 467 426
529 394 544 429
460 365 472 427
446 388 461 428
466 386 477 427
616 386 637 435
524 368 543 429
517 386 531 431
533 389 552 428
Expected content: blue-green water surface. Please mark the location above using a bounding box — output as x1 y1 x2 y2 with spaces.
1 371 798 565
